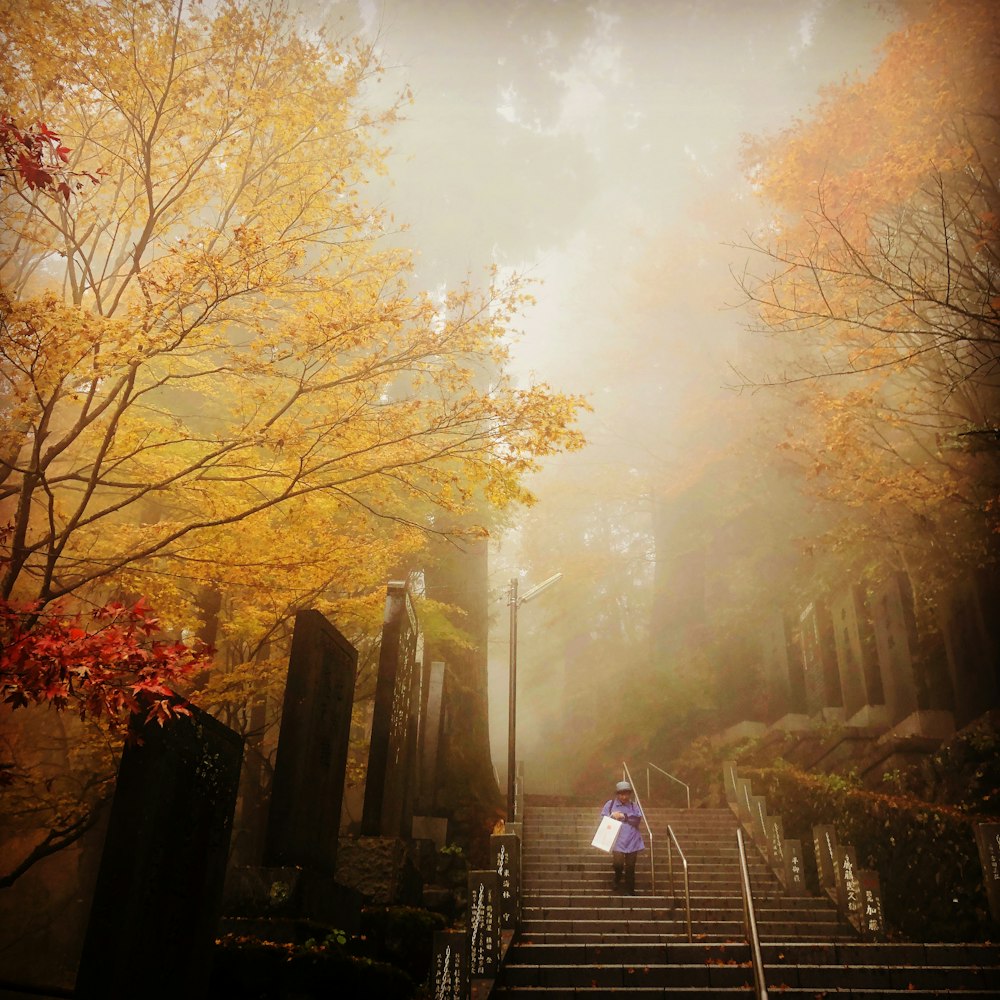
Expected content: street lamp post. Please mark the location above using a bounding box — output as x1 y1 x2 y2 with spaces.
507 572 562 822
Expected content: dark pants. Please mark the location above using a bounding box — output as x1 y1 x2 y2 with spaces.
612 850 637 893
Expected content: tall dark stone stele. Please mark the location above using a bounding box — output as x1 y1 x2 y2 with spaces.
973 822 1000 922
941 575 999 727
362 580 421 838
264 609 358 873
75 702 243 1000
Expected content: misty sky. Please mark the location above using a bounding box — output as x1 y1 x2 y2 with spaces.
306 0 898 782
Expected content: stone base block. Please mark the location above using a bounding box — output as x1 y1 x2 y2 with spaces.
846 704 891 729
812 707 847 725
709 720 767 748
879 710 955 742
768 713 813 733
334 836 424 905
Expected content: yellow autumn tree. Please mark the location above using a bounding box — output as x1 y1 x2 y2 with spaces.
0 0 586 901
0 0 584 628
736 0 1000 589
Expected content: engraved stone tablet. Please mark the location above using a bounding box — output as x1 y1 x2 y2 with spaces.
812 824 839 890
974 822 1000 922
491 833 521 931
768 816 785 869
467 871 501 979
431 929 466 1000
835 845 862 922
751 795 769 844
858 869 885 940
783 839 808 896
735 778 753 823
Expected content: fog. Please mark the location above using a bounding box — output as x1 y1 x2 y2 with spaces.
307 0 897 792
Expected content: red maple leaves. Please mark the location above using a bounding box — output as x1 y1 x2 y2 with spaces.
1 116 101 201
0 595 212 744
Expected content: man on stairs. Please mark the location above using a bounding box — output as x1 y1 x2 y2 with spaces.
602 780 645 895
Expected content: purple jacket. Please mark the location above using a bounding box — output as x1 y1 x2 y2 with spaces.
601 795 645 853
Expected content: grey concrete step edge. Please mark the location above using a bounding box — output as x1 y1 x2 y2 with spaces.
492 990 1000 998
497 965 1000 989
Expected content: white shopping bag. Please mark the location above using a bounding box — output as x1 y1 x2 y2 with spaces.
591 815 623 853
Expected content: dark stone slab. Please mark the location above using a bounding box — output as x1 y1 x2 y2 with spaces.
363 582 421 838
812 824 839 891
783 839 807 895
858 869 886 940
491 833 521 931
974 822 1000 922
941 577 1000 727
467 871 501 979
264 609 357 873
418 659 446 811
75 702 243 1000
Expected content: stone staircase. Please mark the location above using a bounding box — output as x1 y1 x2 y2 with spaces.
492 798 1000 997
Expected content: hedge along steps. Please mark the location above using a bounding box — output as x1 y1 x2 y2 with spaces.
735 759 993 942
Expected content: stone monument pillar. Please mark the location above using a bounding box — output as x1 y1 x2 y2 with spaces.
362 580 422 838
830 585 886 724
76 701 243 1000
225 609 362 930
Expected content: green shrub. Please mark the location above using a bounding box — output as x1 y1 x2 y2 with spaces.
358 905 447 982
211 933 414 999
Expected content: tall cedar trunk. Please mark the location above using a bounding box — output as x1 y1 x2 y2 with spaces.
423 535 501 840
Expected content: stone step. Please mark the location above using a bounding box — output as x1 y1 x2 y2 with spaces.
497 961 1000 991
500 804 998 998
493 989 1000 998
502 941 1000 965
522 896 840 915
519 921 848 940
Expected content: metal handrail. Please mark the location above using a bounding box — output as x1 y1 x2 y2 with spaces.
621 761 655 895
665 824 692 942
646 762 691 809
737 828 769 1000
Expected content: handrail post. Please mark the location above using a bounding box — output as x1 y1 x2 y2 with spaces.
666 825 692 943
621 760 654 896
646 762 691 810
737 828 769 1000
